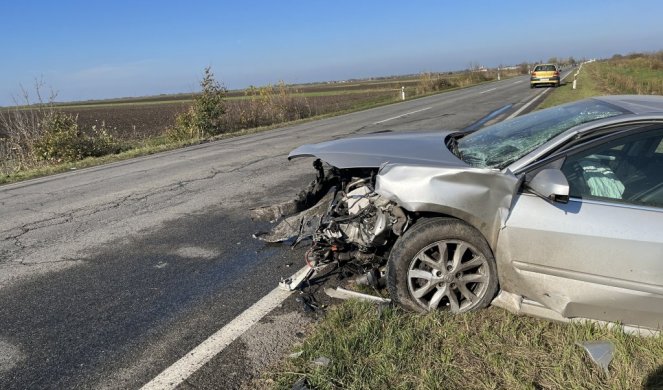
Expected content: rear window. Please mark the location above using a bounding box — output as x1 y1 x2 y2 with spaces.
534 65 557 71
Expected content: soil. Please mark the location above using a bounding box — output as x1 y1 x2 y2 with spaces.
63 102 191 141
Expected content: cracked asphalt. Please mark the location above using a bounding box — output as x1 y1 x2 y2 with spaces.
0 76 542 389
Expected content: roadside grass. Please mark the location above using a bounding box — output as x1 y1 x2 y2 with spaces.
596 54 663 95
538 65 605 109
539 51 663 109
0 137 196 185
263 301 663 389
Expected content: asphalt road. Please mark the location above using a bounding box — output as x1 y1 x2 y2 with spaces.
0 75 559 389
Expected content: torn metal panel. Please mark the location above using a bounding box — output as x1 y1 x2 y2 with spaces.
375 164 520 248
250 159 337 223
254 189 335 243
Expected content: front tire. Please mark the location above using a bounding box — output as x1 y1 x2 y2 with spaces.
387 218 498 313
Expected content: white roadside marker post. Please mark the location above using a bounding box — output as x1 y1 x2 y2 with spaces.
573 72 578 90
401 86 405 100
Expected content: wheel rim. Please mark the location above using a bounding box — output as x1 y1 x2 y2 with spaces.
407 239 490 312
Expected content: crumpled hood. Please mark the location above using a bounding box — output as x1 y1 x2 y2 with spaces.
288 131 467 169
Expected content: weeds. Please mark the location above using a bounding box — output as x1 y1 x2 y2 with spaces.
0 80 124 174
34 112 120 163
416 70 493 94
0 80 56 172
540 50 663 110
223 82 313 131
597 53 663 95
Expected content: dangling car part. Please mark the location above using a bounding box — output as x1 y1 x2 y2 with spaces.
252 159 410 278
253 96 663 334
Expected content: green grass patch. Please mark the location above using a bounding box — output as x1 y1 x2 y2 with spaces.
264 301 663 389
538 66 605 109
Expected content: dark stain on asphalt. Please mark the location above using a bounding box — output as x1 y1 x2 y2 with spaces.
0 207 307 389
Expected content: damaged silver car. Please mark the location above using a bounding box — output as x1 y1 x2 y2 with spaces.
252 95 663 333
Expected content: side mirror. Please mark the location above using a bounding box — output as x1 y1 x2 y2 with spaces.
526 168 570 203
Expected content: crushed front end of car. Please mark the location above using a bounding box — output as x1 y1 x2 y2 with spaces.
249 130 520 295
251 158 411 288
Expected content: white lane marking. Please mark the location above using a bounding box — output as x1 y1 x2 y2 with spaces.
506 88 550 119
507 71 572 120
512 80 523 84
140 272 301 390
479 87 497 94
373 107 431 124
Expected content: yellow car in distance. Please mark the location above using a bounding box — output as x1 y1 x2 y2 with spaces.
530 64 560 88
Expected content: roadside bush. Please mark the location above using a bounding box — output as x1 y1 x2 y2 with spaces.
34 112 119 163
0 81 55 172
222 82 312 130
416 72 453 94
168 67 226 141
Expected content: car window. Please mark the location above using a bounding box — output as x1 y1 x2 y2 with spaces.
561 128 663 208
534 65 556 71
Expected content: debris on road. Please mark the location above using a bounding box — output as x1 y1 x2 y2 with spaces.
324 287 391 304
279 266 315 291
295 294 320 312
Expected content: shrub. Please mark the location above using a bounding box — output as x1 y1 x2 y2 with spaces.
225 82 311 129
0 81 55 171
168 66 226 140
415 72 455 94
34 112 119 163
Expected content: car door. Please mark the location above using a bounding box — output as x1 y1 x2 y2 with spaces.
496 126 663 330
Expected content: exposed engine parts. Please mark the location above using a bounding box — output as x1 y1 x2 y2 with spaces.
251 159 410 281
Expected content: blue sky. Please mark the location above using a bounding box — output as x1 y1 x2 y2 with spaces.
1 0 662 105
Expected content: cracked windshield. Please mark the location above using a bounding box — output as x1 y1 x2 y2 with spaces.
457 99 626 169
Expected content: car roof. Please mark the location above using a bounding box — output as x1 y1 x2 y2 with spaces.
593 95 663 115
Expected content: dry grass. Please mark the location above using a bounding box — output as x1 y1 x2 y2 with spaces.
263 301 663 390
598 52 663 95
